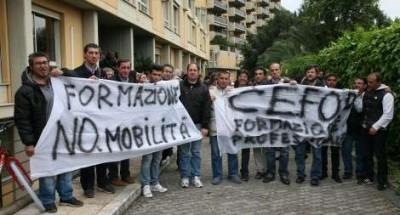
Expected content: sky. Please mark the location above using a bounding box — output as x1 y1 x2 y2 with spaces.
281 0 400 19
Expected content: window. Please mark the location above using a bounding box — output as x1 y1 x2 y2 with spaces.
138 0 149 14
173 4 180 34
163 0 170 27
192 23 196 44
32 10 61 66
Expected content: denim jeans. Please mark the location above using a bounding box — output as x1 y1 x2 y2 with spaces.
295 142 322 179
342 132 364 177
266 147 289 177
210 136 239 178
179 139 202 178
140 151 162 186
39 172 74 206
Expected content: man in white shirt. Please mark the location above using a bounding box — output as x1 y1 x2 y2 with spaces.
354 72 394 190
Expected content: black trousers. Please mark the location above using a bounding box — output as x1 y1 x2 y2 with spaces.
80 163 110 190
322 146 340 177
162 148 173 160
240 149 250 176
361 128 388 185
108 159 130 180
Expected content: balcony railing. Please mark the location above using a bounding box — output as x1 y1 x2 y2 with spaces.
228 22 246 33
228 8 246 20
257 0 269 7
209 15 228 28
246 15 255 24
245 2 255 12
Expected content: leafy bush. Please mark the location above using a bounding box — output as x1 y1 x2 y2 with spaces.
284 22 400 161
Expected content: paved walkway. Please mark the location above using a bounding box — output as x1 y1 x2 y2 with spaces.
126 140 400 215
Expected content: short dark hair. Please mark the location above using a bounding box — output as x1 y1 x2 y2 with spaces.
28 52 49 67
163 64 174 71
84 43 100 53
117 59 131 67
186 63 199 71
269 62 281 70
369 72 382 82
355 77 367 85
238 70 249 78
254 67 266 75
152 64 163 72
218 70 230 77
305 64 319 73
325 73 337 80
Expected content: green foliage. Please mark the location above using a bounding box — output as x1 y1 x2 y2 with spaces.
134 56 153 73
284 22 400 161
210 35 235 50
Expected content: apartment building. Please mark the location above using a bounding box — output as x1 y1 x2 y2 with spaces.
0 0 208 208
207 0 280 78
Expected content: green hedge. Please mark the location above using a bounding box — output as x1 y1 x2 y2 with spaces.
283 22 400 160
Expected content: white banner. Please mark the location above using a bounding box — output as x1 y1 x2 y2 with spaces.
31 77 202 178
215 84 357 154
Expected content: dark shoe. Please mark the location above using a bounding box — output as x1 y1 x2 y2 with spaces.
255 172 264 180
84 189 95 198
122 176 135 184
320 173 328 180
280 175 290 185
357 177 364 185
111 178 128 186
98 184 115 194
262 175 275 183
377 184 387 191
212 177 222 185
44 203 57 213
332 176 343 183
240 174 249 182
296 176 305 184
342 173 353 180
310 178 319 186
228 175 242 184
60 197 84 207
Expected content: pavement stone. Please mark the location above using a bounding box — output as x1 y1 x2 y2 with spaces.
125 139 400 215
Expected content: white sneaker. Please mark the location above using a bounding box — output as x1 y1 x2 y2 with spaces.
193 176 203 188
151 183 168 193
142 185 153 198
181 178 189 188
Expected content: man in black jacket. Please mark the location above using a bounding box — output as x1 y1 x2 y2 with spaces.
295 65 324 186
64 43 114 197
179 63 211 188
14 52 83 213
342 78 366 182
108 59 136 186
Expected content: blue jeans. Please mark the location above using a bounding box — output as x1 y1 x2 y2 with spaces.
140 151 162 186
266 147 289 177
210 136 239 178
342 132 363 177
39 172 74 206
295 142 322 179
179 139 202 178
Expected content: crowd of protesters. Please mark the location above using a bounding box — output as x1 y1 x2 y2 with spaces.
14 43 394 213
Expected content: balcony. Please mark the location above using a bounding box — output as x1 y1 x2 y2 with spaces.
245 2 255 12
209 15 228 28
257 0 269 7
229 36 245 44
256 19 265 28
228 8 246 21
228 22 246 33
210 31 227 40
256 7 269 18
246 15 255 24
228 0 245 8
207 0 228 13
